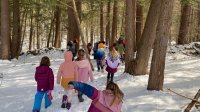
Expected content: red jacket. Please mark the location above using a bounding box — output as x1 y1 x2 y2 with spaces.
35 65 54 92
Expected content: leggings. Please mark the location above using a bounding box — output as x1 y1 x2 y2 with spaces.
107 73 114 82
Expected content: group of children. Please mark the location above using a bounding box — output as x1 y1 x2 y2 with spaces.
32 44 123 112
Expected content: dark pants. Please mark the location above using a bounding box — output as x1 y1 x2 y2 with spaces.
77 91 84 102
96 59 103 71
107 73 114 82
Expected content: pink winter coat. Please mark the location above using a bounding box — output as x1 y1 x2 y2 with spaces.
57 51 78 84
89 90 123 112
75 59 94 82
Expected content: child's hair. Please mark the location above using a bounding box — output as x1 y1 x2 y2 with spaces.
78 49 85 59
40 56 50 66
106 82 124 106
109 46 118 58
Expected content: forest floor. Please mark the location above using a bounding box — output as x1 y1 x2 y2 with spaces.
0 43 200 112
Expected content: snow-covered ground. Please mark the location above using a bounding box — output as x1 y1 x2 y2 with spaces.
0 45 200 112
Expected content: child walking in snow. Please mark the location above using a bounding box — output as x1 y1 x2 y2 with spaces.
95 42 105 72
75 49 94 102
57 51 78 109
32 56 54 112
106 46 121 83
68 81 124 112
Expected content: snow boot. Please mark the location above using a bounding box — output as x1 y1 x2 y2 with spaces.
66 102 71 110
78 94 84 102
61 95 67 108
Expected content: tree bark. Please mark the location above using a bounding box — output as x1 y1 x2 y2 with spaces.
47 12 55 48
71 0 94 70
52 24 55 46
0 2 1 36
90 25 94 45
124 0 136 74
100 1 104 41
90 0 94 45
86 26 88 43
67 0 81 45
177 2 191 44
189 8 194 43
111 0 118 44
106 0 111 45
147 0 174 90
197 3 200 41
36 2 40 49
54 3 61 48
1 0 10 59
20 8 28 53
11 0 21 59
133 0 161 75
136 1 143 51
120 2 125 36
29 10 34 51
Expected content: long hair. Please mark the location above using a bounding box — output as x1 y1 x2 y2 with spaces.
77 49 85 60
106 82 124 106
109 46 118 59
40 56 50 66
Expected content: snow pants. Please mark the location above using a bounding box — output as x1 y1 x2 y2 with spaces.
32 91 52 111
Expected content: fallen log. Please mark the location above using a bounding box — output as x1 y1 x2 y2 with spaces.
167 88 200 104
195 103 200 109
184 89 200 112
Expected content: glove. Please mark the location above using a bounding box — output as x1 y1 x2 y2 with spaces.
47 90 53 100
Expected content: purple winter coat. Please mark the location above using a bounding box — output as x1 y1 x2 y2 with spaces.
35 65 54 92
105 55 121 74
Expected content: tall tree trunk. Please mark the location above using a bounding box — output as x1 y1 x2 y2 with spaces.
67 0 81 46
133 0 161 75
188 8 194 43
86 26 88 43
36 2 40 49
147 0 174 90
197 3 200 41
90 25 94 45
106 0 111 45
125 0 136 74
120 2 125 36
54 4 61 48
0 0 10 59
111 0 118 44
59 26 63 47
100 1 104 41
177 2 191 44
20 9 28 53
90 0 94 45
71 0 94 70
32 30 35 49
136 1 143 51
52 24 55 46
47 13 55 48
0 2 1 36
29 11 33 51
11 0 21 59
